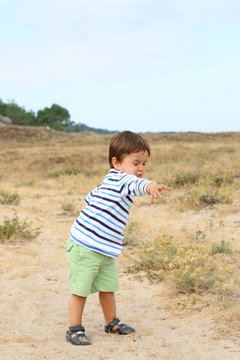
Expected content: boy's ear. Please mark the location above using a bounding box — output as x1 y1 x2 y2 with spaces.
111 157 120 170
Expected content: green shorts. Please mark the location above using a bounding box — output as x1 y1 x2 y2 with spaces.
66 237 119 297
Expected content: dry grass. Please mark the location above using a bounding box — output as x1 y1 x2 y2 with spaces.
0 126 240 332
0 190 20 205
127 235 239 303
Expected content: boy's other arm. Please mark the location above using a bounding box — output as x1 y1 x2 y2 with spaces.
146 182 171 202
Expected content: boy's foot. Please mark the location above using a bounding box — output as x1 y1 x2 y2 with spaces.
105 318 135 335
66 325 91 345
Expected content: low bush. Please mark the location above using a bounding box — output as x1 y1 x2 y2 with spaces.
123 222 138 246
0 190 20 205
49 167 83 177
169 172 200 188
179 187 233 209
60 202 78 216
62 202 75 212
0 215 40 244
127 235 238 299
208 173 235 187
49 167 103 178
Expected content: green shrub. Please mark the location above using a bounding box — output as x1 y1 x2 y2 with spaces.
0 190 20 205
49 167 83 177
211 240 232 255
169 172 200 188
62 202 75 212
123 222 138 246
197 189 233 206
179 187 233 208
20 179 35 187
0 215 40 244
209 173 234 187
49 167 100 178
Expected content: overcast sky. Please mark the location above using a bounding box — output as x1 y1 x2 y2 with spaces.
1 0 240 132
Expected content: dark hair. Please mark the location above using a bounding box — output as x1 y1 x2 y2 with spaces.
109 131 150 167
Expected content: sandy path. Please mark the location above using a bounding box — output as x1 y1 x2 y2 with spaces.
1 210 239 360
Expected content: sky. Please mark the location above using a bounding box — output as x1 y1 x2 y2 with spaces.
1 0 240 133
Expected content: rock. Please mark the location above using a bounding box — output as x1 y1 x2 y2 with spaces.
0 115 13 126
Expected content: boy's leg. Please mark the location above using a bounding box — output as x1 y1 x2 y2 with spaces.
67 294 91 345
99 291 135 335
99 291 116 324
68 294 86 326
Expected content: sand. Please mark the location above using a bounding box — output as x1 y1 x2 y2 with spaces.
0 128 240 359
1 190 240 360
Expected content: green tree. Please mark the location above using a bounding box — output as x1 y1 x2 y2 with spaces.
0 99 8 115
0 99 35 125
36 104 71 130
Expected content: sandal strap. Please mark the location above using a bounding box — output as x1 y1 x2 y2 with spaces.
66 326 91 345
68 325 85 334
115 323 135 335
105 317 120 332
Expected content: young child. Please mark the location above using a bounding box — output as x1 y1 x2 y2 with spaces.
66 130 171 345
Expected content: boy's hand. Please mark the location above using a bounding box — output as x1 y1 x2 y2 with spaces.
146 182 171 202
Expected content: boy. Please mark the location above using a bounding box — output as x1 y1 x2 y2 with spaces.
66 131 171 345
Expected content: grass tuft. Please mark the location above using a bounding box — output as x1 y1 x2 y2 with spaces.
209 173 234 187
123 222 139 246
60 202 78 216
0 215 40 244
179 187 233 209
49 167 83 177
0 190 20 205
169 172 200 188
211 240 232 255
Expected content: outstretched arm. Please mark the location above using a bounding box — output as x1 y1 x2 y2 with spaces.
146 182 171 202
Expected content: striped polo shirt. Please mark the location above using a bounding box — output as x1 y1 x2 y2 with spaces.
69 169 153 258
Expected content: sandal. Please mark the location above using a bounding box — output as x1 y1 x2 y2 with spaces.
66 325 91 346
105 317 135 335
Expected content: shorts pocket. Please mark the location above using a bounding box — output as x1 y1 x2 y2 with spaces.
66 237 74 252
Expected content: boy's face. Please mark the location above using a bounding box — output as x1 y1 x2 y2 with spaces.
112 151 149 177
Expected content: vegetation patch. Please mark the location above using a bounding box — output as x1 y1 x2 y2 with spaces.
49 167 101 178
59 202 77 216
127 235 239 307
178 186 233 209
0 190 20 205
50 167 84 177
169 171 201 188
18 179 35 187
123 222 139 246
208 172 235 187
0 215 40 244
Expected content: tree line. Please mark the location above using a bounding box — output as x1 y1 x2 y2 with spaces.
0 99 116 133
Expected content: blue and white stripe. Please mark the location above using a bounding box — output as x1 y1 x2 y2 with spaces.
69 169 152 257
